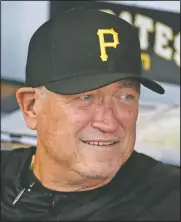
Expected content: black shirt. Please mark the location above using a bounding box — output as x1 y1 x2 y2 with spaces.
1 147 180 221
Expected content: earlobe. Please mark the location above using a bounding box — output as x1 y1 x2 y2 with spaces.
16 87 38 130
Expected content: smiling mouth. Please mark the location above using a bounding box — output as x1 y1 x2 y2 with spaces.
81 140 119 147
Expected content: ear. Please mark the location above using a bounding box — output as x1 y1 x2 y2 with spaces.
16 87 37 130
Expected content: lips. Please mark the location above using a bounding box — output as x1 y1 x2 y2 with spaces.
81 140 119 146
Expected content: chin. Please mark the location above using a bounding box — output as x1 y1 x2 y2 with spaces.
76 162 120 180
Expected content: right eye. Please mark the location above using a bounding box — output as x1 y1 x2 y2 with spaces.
80 94 93 101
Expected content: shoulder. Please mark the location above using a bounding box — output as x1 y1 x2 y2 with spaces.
1 149 12 161
1 147 35 174
133 151 180 220
132 151 180 192
1 147 35 155
1 147 30 162
134 151 180 184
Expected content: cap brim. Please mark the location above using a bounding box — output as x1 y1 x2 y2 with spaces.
45 72 165 95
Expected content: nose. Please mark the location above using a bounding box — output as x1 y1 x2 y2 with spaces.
91 104 119 133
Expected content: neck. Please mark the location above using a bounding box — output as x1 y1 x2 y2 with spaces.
32 146 111 192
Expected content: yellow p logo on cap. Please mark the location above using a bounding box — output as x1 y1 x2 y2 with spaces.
97 28 120 62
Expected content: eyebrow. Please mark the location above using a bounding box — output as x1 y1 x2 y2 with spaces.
119 79 140 92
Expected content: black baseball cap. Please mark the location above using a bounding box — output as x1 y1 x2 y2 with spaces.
25 8 165 94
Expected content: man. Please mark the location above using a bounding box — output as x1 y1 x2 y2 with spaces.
1 8 180 221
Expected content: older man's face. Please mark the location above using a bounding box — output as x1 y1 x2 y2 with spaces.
36 79 140 179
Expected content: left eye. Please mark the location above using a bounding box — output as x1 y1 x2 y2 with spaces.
120 93 135 101
81 94 93 101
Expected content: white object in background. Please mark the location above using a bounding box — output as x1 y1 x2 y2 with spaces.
104 1 180 13
135 103 180 166
1 109 36 137
1 1 50 82
1 132 37 146
135 143 180 166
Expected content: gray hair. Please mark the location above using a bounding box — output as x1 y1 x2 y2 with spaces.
34 86 47 99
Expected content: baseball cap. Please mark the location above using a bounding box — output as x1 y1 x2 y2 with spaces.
25 8 165 94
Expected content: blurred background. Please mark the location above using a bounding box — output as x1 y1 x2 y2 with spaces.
1 1 180 166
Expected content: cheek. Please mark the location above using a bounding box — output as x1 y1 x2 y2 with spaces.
115 104 138 129
37 103 94 144
67 107 94 132
37 106 77 161
37 107 61 141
